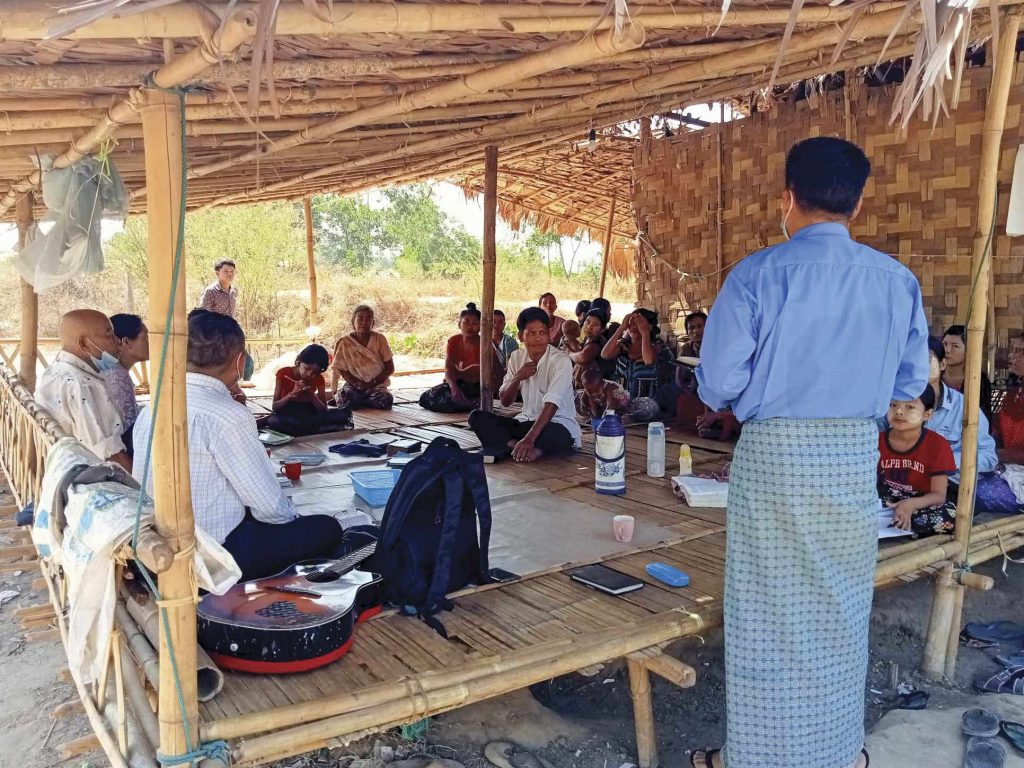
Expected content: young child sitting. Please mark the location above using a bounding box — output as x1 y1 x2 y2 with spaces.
269 344 352 436
878 384 957 537
575 366 631 420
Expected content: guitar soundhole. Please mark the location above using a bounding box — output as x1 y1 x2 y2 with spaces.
304 569 341 583
256 600 305 618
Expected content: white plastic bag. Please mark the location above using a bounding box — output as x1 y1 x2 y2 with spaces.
16 154 128 292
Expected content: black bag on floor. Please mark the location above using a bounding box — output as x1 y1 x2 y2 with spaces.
375 436 491 634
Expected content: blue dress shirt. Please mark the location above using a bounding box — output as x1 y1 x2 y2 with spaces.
696 222 930 421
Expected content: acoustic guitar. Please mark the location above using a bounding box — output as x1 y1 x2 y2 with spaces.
198 543 382 674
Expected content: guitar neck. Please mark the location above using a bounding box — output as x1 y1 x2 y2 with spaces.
319 541 377 575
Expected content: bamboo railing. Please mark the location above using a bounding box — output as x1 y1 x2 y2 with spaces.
0 363 65 509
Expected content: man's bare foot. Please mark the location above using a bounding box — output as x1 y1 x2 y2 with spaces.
513 447 544 463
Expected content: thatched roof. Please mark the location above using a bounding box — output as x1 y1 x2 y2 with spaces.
0 0 1007 228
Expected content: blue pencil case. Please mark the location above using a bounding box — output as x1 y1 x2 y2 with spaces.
645 562 689 587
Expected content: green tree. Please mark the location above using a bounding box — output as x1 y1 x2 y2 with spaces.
381 185 480 276
308 194 390 269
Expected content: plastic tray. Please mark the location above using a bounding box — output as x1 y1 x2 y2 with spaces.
350 469 401 507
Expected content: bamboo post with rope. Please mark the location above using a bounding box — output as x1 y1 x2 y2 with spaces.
480 146 499 412
16 193 38 392
598 191 618 298
140 86 200 761
303 198 320 330
922 11 1022 680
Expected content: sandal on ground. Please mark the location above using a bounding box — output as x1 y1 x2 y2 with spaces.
1000 721 1024 754
974 666 1024 695
995 652 1024 668
689 749 719 768
964 708 1002 738
484 741 555 768
892 689 930 710
964 622 1024 645
964 737 1006 768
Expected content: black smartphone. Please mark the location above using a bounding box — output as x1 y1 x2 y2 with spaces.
486 567 521 584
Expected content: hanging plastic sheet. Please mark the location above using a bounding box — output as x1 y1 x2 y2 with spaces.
15 154 128 292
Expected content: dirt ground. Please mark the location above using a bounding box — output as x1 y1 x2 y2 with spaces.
2 538 1024 768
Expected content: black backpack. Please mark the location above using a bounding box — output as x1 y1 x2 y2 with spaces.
375 437 491 634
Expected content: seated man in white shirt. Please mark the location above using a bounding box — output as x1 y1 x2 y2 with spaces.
36 309 131 471
469 307 582 462
132 311 352 581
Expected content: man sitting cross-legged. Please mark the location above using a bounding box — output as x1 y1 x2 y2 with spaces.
469 307 581 462
132 311 355 581
37 309 132 471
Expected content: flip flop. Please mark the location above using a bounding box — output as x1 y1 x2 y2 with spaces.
893 690 930 710
964 737 1006 768
995 653 1024 668
964 622 1024 645
484 742 555 768
975 666 1024 695
964 708 1002 738
1000 721 1024 754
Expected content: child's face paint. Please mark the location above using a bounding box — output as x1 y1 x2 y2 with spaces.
888 398 930 429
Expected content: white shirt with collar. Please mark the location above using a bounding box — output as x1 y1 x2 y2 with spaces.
504 345 582 447
36 351 125 460
132 372 297 544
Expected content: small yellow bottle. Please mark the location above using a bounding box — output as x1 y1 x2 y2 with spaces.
678 444 692 476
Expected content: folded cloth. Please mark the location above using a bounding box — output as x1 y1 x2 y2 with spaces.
1003 464 1024 505
329 439 388 458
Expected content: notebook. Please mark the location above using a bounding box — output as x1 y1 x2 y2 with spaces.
568 564 645 596
671 475 728 508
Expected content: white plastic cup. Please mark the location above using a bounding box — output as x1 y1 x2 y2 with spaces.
613 514 635 543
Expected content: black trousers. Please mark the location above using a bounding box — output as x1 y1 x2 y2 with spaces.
223 513 360 582
468 409 574 457
267 401 351 437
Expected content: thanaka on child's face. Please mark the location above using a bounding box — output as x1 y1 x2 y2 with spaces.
888 398 932 430
297 361 321 382
520 319 550 355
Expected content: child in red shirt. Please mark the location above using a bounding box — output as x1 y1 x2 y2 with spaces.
878 384 957 537
269 344 351 436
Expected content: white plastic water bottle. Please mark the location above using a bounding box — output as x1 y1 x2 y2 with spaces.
647 421 665 477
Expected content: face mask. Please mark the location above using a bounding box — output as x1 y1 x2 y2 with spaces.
781 197 795 240
929 357 941 382
87 340 120 372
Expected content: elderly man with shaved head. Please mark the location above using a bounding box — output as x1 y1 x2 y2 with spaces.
36 309 131 471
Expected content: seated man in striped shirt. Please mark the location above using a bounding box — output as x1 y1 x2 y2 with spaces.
133 311 351 581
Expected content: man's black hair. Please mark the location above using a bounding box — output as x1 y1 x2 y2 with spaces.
214 259 236 272
539 292 556 303
575 300 592 317
928 335 945 362
943 324 966 341
188 310 245 368
494 309 505 319
110 313 144 340
517 306 550 332
297 343 329 371
784 137 871 218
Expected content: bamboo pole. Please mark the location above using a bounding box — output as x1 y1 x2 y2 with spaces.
0 0 883 40
598 191 618 298
140 87 199 763
627 657 658 768
143 23 646 207
479 146 498 412
926 11 1022 680
0 10 256 219
15 193 38 392
303 198 319 328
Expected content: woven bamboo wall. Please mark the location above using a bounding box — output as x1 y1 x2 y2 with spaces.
634 60 1024 349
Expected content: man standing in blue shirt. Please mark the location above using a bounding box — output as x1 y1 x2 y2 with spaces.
692 138 929 768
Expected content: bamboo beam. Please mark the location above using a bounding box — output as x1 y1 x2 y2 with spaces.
198 4 922 207
146 23 646 208
479 146 498 413
598 191 618 298
0 9 256 219
140 88 199 763
303 198 319 328
627 657 658 768
0 1 882 40
927 11 1023 681
16 192 38 392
